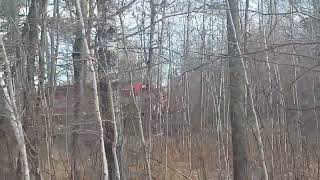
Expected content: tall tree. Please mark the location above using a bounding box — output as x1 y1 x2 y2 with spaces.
96 0 121 179
74 0 110 179
118 8 152 180
226 0 269 179
21 1 45 179
0 36 30 180
71 0 88 179
226 0 250 177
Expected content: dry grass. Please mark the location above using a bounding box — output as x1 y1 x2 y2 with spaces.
1 132 320 179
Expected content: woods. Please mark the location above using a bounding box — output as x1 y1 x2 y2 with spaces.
1 0 320 179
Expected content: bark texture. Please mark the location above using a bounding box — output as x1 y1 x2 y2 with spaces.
226 0 269 179
96 0 121 179
74 0 110 179
0 36 30 180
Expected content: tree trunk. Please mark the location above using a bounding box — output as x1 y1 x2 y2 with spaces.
96 0 121 179
21 1 44 179
0 36 30 180
226 0 269 179
165 22 172 180
145 0 156 178
226 0 249 177
71 0 86 178
39 1 50 179
74 1 110 179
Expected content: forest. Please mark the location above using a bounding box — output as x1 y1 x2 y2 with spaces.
0 0 320 179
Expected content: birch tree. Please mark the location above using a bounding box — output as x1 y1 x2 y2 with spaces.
96 0 121 179
0 36 30 180
74 0 110 179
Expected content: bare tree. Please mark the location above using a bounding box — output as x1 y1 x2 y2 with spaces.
74 0 110 179
2 0 320 179
0 36 30 180
226 0 269 178
96 0 121 179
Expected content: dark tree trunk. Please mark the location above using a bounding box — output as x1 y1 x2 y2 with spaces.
22 1 43 179
227 0 249 178
96 0 121 179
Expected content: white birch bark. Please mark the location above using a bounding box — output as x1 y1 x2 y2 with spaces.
0 36 30 180
74 1 109 179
